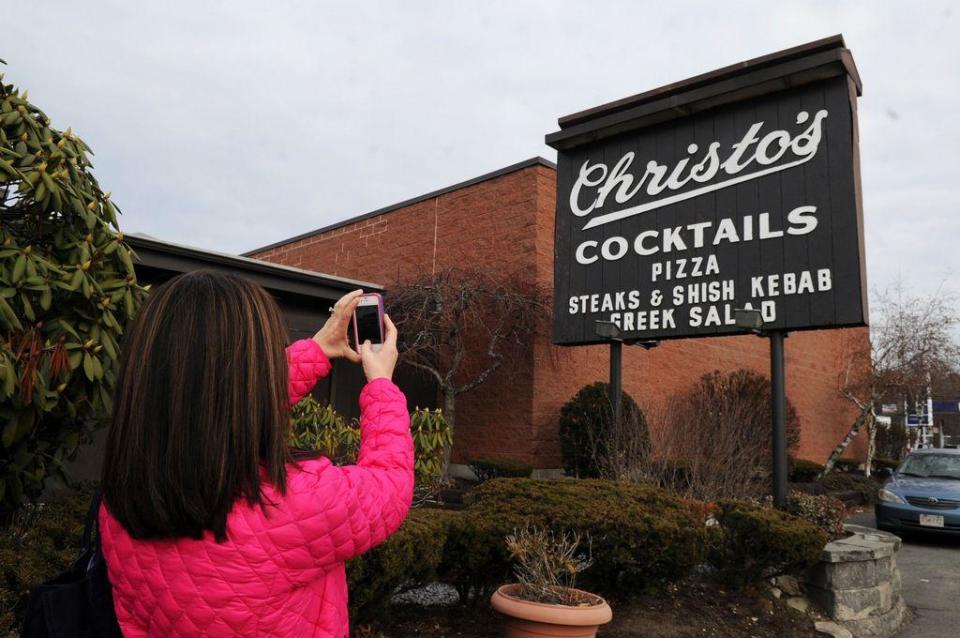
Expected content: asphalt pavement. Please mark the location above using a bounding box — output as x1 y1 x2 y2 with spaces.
846 509 960 638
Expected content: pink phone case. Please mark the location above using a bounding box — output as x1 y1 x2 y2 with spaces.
352 292 384 349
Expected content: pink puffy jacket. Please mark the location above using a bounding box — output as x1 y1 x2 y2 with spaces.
99 339 414 637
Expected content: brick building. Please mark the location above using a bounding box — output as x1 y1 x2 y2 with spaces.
248 158 868 470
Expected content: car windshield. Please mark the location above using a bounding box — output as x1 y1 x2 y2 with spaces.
898 454 960 480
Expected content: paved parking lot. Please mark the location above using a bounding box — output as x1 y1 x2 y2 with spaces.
847 510 960 638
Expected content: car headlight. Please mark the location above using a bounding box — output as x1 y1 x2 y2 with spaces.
878 488 905 504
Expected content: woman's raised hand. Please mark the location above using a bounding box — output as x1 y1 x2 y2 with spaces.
361 314 398 382
313 289 364 363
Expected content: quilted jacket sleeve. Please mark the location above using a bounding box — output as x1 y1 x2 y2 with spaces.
278 377 414 572
286 339 332 406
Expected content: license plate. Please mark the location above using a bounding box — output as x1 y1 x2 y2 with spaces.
919 514 945 528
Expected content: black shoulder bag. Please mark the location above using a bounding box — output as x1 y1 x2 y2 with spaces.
20 490 123 638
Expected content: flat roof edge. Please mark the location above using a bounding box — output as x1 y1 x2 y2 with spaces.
128 234 382 291
242 156 556 256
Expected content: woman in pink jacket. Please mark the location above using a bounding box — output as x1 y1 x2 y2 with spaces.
99 271 414 637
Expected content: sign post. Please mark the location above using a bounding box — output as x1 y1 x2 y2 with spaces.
770 330 788 508
546 35 867 509
610 340 623 428
595 320 624 427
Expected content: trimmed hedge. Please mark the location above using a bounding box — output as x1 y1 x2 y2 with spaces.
3 479 835 631
453 479 708 599
347 508 459 622
789 458 825 483
819 472 880 505
710 500 829 586
833 458 861 473
784 491 846 540
753 491 846 540
872 456 900 473
467 458 533 483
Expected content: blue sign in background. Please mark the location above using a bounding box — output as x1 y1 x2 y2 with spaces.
932 401 960 414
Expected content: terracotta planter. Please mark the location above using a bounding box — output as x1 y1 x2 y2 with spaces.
490 584 612 638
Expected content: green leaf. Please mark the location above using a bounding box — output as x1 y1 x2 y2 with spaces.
0 295 23 330
58 318 80 339
101 333 116 359
119 247 134 276
12 254 26 282
21 294 34 321
90 355 103 380
82 352 95 381
64 431 79 456
0 157 18 176
2 365 14 398
16 410 33 440
2 420 15 447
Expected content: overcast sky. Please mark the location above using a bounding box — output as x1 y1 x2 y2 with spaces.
4 1 958 302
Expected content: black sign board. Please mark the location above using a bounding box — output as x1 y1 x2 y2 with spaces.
546 36 867 346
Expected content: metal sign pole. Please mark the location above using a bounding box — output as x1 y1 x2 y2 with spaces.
610 340 623 429
770 330 788 509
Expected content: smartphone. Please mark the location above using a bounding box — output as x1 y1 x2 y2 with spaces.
352 293 384 352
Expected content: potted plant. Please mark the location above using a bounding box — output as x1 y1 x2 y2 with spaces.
490 526 612 638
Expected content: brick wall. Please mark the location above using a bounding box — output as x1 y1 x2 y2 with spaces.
255 166 542 464
253 160 869 467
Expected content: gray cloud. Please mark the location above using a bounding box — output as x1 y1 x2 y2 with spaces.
3 0 958 302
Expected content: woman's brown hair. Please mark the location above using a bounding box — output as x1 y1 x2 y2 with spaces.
102 270 293 542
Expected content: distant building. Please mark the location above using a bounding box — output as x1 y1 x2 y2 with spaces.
247 158 870 470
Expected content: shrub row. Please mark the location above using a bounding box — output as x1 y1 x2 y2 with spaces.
455 478 708 598
789 458 825 483
346 508 459 620
819 471 881 505
347 479 828 623
710 500 829 586
467 458 533 482
832 458 862 473
2 480 831 631
872 456 900 473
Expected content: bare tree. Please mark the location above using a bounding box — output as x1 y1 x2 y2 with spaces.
635 369 801 501
387 267 546 472
828 281 960 476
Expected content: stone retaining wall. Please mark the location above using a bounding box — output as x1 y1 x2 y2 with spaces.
806 524 907 638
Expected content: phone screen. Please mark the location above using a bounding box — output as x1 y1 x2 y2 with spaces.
355 303 383 345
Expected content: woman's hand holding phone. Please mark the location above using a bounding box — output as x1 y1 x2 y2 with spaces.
313 290 397 382
360 314 398 382
313 290 364 363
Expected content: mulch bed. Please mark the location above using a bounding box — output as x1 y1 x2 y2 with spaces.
356 582 820 637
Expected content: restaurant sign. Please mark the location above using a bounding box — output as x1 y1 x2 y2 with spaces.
546 36 867 345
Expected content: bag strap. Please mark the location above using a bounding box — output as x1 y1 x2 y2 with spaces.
82 489 103 553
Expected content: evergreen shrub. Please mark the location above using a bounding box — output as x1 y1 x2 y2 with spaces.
558 382 648 478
